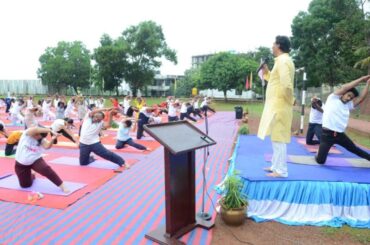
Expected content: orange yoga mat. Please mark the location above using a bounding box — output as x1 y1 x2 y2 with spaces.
0 157 137 209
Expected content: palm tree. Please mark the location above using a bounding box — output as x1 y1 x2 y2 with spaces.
354 1 370 73
354 48 370 73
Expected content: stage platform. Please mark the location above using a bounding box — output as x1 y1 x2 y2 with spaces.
221 135 370 228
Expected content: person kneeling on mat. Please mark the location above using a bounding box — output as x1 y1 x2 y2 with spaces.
79 108 130 169
316 75 370 164
116 119 149 151
50 118 79 146
14 127 69 193
306 97 323 145
5 130 23 156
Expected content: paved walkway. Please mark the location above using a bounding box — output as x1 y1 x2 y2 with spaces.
297 107 370 136
348 118 370 136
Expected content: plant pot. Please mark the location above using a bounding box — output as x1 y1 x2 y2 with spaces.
220 205 247 226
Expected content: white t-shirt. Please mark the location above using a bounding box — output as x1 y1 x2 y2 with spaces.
51 119 65 132
123 99 131 114
117 124 131 141
168 104 177 117
180 103 187 113
79 117 104 145
309 106 323 124
42 101 51 111
151 116 162 124
54 99 60 108
194 100 200 109
322 93 354 133
11 103 22 115
200 100 207 108
139 107 152 117
27 99 33 108
15 130 44 165
65 100 74 111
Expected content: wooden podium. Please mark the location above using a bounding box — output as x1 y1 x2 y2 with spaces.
144 121 217 245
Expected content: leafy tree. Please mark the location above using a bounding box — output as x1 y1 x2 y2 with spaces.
37 41 91 93
354 0 370 73
93 34 128 95
291 0 368 88
175 68 199 97
200 52 258 101
122 21 177 96
243 46 273 67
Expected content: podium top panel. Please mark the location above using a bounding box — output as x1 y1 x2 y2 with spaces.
144 121 216 155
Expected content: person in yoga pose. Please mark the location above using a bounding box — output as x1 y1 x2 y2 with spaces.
315 75 370 164
14 127 69 193
4 130 23 156
79 108 130 169
116 119 149 151
306 97 324 145
50 118 79 145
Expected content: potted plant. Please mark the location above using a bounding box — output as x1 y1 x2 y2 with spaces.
220 171 248 226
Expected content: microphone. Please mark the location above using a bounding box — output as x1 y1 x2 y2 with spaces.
256 57 269 73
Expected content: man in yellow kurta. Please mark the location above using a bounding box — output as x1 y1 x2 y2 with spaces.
257 35 295 178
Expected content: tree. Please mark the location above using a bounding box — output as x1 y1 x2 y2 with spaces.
354 0 370 73
93 34 128 95
291 0 368 88
121 21 177 96
200 52 258 101
243 46 273 67
37 41 91 93
175 68 200 97
241 47 273 94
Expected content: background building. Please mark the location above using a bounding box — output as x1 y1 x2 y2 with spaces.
191 54 214 68
147 74 183 97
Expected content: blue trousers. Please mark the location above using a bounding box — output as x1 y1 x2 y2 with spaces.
116 138 146 150
168 116 178 122
79 142 125 166
180 112 197 122
306 123 322 145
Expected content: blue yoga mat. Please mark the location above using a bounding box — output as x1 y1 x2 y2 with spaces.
235 135 370 183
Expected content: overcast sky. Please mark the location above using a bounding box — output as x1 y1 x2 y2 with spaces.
0 0 328 79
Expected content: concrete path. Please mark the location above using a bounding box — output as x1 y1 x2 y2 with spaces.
348 118 370 136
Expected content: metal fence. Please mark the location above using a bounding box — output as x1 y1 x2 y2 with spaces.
0 80 132 97
0 80 48 95
295 84 370 118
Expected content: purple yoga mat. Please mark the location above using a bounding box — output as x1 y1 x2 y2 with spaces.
50 156 120 170
264 154 351 167
0 175 86 196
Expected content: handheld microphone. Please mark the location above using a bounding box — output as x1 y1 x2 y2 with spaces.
256 58 269 73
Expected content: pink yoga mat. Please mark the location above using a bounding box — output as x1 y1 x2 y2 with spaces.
50 156 125 170
296 138 341 154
